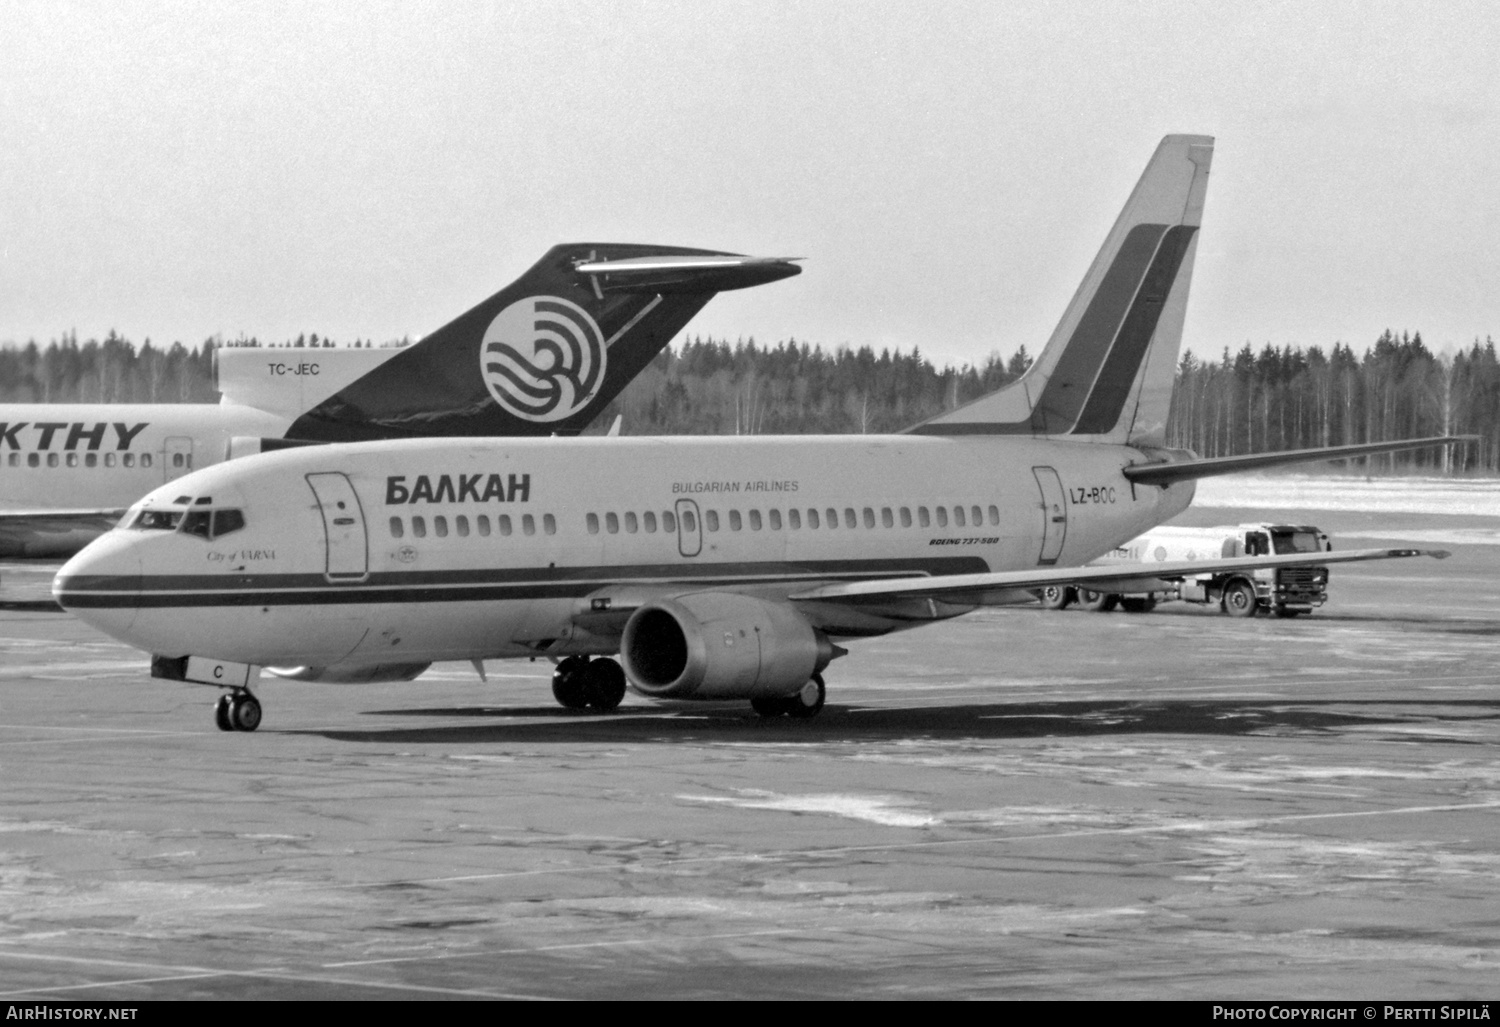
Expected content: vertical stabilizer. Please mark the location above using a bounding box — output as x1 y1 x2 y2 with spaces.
910 135 1212 444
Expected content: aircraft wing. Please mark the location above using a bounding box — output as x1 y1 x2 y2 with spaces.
785 547 1447 606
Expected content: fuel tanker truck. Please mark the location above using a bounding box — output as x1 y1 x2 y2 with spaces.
1036 523 1331 618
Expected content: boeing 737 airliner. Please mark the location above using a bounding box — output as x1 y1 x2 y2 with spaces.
54 136 1456 732
1 245 800 556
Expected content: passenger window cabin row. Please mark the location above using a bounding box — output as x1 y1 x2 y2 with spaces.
585 504 1002 535
4 451 165 469
389 512 556 540
387 504 1001 545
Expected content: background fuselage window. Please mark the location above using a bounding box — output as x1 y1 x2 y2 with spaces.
789 509 801 529
644 511 657 533
749 510 762 531
412 516 427 538
900 507 912 527
664 511 677 532
477 515 491 536
770 509 783 530
625 512 638 533
456 515 470 537
434 515 449 537
729 510 742 531
389 516 404 538
587 513 600 535
704 510 718 532
935 507 948 527
544 514 556 535
499 515 513 536
605 512 619 534
523 514 536 536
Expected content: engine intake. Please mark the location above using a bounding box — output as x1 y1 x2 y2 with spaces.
621 592 834 700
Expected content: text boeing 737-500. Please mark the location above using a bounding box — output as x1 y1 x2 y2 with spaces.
54 135 1457 732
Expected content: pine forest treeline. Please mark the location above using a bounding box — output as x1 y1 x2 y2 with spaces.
3 329 1498 474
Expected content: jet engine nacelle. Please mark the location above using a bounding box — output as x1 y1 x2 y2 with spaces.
620 592 834 700
267 662 432 684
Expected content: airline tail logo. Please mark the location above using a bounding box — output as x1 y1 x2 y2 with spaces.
480 296 606 422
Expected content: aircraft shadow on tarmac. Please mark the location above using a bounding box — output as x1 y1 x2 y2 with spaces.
302 697 1500 746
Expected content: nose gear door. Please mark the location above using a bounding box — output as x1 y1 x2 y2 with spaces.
305 472 369 582
1032 466 1067 565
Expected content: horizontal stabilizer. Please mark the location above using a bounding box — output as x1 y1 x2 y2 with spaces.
1124 436 1472 486
789 547 1446 607
573 254 802 293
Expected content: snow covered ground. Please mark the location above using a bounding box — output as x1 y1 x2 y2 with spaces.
1191 475 1500 546
1195 475 1500 516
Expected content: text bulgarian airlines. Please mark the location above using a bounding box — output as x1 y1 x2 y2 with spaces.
0 422 148 451
385 474 531 504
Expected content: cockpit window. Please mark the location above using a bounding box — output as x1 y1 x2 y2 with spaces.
130 509 184 531
178 508 246 541
212 509 246 538
126 505 245 539
181 510 213 539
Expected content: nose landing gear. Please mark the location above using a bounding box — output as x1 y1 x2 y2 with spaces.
214 690 262 732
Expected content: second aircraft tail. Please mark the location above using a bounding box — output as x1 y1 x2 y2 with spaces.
285 244 801 442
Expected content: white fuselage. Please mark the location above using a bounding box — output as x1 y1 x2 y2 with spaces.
0 402 291 513
56 434 1196 668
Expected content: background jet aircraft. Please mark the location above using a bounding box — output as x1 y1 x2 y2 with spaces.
54 135 1457 732
0 245 800 556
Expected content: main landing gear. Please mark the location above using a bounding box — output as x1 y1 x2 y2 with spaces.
551 656 627 712
751 674 826 719
214 689 262 732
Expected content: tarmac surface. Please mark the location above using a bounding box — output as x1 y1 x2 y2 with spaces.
1 495 1498 999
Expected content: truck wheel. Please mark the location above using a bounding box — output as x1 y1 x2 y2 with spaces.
1120 596 1157 613
1222 580 1259 618
1077 590 1119 613
1037 585 1074 610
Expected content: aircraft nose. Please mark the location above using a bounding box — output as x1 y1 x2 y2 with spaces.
54 531 143 638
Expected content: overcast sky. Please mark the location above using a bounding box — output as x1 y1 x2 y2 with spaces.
2 0 1496 367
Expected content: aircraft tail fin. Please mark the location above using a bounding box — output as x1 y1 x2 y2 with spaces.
285 245 800 441
909 134 1212 444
